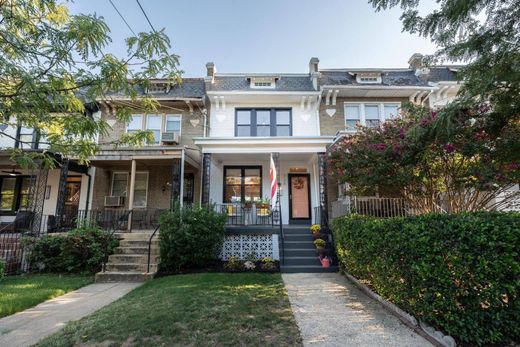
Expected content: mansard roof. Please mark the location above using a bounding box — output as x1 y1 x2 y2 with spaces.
106 78 205 99
207 74 316 92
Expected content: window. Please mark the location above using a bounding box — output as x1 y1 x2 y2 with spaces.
111 173 128 197
127 115 143 134
223 166 262 203
18 127 35 149
133 172 148 208
146 114 162 144
236 110 251 136
0 176 32 213
235 109 292 137
165 115 181 134
345 104 361 130
383 104 400 120
365 104 380 128
344 103 401 131
110 171 149 208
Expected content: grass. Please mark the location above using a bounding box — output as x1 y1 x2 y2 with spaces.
0 274 93 318
36 273 303 347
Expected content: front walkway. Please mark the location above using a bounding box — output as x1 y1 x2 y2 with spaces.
283 273 432 347
0 282 141 347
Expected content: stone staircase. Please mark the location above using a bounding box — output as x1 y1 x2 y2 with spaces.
280 226 338 273
95 232 160 282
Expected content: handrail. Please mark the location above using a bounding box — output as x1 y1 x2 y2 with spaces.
147 223 161 273
102 210 132 272
277 184 284 265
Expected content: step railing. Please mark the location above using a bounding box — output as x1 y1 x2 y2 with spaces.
147 224 161 273
102 210 132 273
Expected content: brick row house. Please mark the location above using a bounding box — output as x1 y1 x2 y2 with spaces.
3 53 516 273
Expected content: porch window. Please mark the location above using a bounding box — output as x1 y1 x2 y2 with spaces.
111 173 128 197
235 108 292 137
0 176 32 213
110 172 149 208
223 166 262 203
146 114 162 144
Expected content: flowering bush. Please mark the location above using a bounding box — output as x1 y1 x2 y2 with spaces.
328 103 520 212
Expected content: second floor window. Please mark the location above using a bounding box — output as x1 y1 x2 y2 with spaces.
127 114 182 144
146 115 162 144
344 103 400 131
235 108 292 137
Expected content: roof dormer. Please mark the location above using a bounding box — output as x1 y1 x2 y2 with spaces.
249 76 278 89
352 72 382 84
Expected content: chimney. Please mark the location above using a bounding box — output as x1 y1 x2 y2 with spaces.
309 57 320 90
205 62 216 87
408 53 424 70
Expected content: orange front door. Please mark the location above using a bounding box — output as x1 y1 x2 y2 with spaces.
289 174 311 222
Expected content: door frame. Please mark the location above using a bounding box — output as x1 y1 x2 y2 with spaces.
288 173 311 224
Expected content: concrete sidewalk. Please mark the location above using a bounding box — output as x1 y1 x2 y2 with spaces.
0 282 141 347
283 273 432 347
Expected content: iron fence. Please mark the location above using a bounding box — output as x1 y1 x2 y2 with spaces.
332 197 409 219
214 203 281 226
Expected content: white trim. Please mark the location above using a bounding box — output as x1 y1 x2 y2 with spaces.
206 91 321 96
165 114 182 136
322 85 435 91
343 102 402 131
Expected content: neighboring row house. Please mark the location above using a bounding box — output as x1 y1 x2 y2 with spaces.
3 53 498 273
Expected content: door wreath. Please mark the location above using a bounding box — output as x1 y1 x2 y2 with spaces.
292 177 305 190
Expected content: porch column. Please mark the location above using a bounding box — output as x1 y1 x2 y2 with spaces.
170 157 182 207
30 167 49 235
127 159 136 231
201 153 211 205
55 158 69 229
318 152 329 228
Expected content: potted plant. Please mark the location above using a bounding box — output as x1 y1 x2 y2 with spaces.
257 198 270 209
310 224 325 240
320 255 330 268
314 238 327 255
243 198 253 209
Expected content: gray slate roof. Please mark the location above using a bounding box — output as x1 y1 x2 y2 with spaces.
319 68 458 87
208 75 315 92
105 78 205 99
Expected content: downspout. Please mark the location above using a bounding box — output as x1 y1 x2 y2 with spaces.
180 148 185 207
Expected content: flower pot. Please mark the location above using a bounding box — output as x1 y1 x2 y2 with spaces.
316 246 327 255
320 257 330 268
312 232 326 240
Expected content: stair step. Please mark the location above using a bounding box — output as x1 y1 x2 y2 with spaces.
280 265 339 273
119 239 159 248
95 271 155 283
105 262 158 272
283 256 322 266
108 254 160 264
283 248 317 257
114 246 160 255
283 241 316 250
283 234 313 241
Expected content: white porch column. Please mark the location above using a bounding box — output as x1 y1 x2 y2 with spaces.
127 159 136 231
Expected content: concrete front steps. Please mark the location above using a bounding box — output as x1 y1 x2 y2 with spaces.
280 227 338 273
95 232 160 283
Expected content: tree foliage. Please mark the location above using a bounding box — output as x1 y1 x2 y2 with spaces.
369 0 520 125
0 0 181 167
329 104 520 212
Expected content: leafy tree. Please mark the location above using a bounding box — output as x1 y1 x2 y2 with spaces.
369 0 520 125
0 0 181 168
329 104 520 213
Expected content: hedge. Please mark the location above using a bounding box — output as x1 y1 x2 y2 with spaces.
24 226 118 274
332 212 520 346
159 204 226 272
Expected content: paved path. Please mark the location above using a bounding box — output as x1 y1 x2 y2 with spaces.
283 273 432 347
0 282 141 347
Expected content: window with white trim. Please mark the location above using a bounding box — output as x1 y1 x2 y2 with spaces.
127 115 143 134
111 172 128 197
146 114 162 144
344 102 401 131
165 115 181 134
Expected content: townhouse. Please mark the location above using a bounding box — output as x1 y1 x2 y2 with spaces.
0 53 466 235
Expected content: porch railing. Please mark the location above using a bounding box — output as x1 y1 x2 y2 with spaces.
332 196 409 219
215 203 281 227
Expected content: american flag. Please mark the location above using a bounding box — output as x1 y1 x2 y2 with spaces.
270 154 278 207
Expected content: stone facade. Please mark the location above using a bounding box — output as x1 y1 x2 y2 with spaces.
319 97 409 136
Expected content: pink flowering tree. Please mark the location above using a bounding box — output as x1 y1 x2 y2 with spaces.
328 103 520 213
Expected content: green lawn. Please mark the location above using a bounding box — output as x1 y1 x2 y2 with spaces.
0 274 93 318
36 273 302 347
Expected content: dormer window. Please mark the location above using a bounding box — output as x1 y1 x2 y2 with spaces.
353 72 382 84
249 76 277 89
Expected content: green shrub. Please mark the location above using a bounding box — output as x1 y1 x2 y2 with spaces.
0 259 5 279
26 226 118 274
332 212 520 346
159 204 226 272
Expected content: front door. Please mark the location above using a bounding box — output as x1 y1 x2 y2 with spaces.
63 176 82 223
288 174 311 224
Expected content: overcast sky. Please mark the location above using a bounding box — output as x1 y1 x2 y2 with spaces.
68 0 438 76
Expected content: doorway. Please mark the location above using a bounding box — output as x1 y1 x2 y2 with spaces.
288 173 311 224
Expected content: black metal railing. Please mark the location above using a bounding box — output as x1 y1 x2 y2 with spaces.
147 224 161 273
0 210 37 275
215 203 281 226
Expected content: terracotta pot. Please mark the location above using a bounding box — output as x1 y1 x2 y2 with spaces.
320 257 330 268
